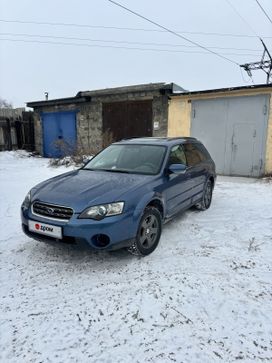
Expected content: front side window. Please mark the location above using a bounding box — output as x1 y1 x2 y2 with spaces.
84 144 166 175
169 144 187 165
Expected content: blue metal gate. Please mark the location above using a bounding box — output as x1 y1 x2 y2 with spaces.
41 111 77 157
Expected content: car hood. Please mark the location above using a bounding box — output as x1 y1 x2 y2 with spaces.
31 169 152 213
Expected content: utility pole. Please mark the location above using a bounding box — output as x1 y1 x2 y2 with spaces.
240 39 272 84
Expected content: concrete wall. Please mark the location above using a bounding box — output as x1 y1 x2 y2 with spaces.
76 100 102 153
168 87 272 175
152 95 169 137
33 90 169 155
33 112 43 154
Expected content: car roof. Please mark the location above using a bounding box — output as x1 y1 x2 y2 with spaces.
114 137 199 147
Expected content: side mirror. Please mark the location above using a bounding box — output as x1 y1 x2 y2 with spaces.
168 163 187 174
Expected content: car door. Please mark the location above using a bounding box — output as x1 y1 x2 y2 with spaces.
183 143 207 204
162 144 193 217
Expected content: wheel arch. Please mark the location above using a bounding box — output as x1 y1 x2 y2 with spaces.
133 193 165 221
145 198 164 219
209 175 215 189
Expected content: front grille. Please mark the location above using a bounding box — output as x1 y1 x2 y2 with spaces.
32 201 73 221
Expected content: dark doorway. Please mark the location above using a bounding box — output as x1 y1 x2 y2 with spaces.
102 100 153 146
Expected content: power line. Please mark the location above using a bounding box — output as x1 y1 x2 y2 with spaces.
107 0 239 65
0 32 265 53
239 66 255 84
254 0 272 25
225 0 272 83
225 0 259 37
0 37 261 57
240 39 272 83
0 18 271 39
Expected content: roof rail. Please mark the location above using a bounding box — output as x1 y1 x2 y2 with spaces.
119 136 143 141
166 136 197 141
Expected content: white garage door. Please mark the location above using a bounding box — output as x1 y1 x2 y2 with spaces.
190 95 269 177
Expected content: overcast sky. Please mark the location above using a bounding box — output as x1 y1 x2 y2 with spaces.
0 0 271 107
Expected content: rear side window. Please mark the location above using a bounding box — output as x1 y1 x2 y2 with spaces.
195 143 211 161
183 143 203 166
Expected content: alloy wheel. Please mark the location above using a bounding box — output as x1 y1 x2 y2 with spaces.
204 181 212 208
139 214 159 249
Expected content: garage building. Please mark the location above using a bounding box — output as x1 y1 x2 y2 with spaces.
27 83 184 158
168 84 272 177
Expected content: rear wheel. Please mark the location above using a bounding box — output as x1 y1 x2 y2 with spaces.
195 179 213 211
128 207 162 256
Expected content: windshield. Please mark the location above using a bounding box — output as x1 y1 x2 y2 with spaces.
84 144 166 175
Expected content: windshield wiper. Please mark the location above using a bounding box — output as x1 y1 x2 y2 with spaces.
100 169 131 174
82 168 131 173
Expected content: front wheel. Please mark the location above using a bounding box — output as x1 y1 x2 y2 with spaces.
128 207 162 256
195 179 213 211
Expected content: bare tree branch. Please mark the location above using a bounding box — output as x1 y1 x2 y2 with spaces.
0 97 13 109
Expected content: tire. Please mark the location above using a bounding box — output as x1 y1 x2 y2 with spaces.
128 206 162 256
195 179 213 211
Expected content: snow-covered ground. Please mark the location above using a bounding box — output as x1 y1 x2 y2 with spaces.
0 151 271 363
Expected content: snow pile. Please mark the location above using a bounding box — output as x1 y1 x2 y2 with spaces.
0 151 271 362
49 155 93 167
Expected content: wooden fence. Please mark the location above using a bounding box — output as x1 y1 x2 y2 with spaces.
0 111 35 151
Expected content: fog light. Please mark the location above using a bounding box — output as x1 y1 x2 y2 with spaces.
92 234 110 248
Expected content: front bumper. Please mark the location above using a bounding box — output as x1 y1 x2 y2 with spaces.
21 206 138 250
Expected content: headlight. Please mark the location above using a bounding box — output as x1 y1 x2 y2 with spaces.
22 191 31 209
78 202 124 220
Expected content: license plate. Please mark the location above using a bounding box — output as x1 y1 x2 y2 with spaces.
28 220 62 239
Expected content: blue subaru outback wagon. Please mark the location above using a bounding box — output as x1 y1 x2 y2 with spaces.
21 137 216 256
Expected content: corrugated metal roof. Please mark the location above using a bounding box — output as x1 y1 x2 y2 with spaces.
170 83 272 97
